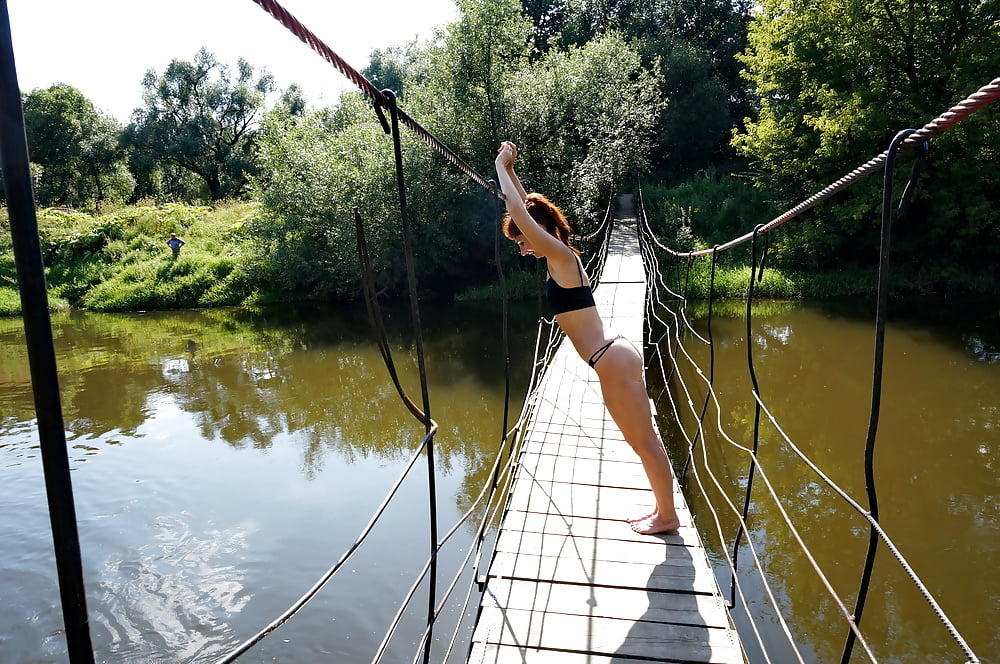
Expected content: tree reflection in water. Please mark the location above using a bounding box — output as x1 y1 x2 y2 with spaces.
0 299 536 662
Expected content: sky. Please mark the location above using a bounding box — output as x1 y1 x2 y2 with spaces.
7 0 459 123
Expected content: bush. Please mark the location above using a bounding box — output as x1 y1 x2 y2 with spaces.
0 287 20 316
640 168 782 264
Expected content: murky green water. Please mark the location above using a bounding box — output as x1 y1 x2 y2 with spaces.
653 298 999 664
2 297 996 663
0 300 537 663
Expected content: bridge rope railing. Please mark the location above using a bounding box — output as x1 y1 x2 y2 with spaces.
647 77 1000 258
639 235 810 664
249 0 501 198
214 207 557 663
636 79 997 663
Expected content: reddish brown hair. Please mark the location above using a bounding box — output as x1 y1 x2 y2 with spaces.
502 192 581 255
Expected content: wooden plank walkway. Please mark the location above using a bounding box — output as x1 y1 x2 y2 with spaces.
468 203 745 664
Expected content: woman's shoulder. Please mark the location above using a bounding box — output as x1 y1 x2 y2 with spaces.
547 247 588 286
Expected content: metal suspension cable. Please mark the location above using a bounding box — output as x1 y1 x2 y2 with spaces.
840 130 939 664
750 391 981 663
216 89 454 664
635 192 708 344
638 242 804 661
248 0 501 197
648 77 1000 258
356 208 433 424
648 255 977 661
377 182 527 664
440 313 564 662
490 180 514 474
641 251 872 662
382 91 440 664
679 247 718 486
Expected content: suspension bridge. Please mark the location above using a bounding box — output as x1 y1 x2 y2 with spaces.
469 200 744 663
1 0 997 662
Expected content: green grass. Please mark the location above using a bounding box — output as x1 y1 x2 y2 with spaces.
1 202 265 316
0 191 913 318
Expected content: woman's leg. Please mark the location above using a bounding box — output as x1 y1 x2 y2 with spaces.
594 342 680 534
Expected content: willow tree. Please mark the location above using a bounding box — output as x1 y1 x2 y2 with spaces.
20 84 132 208
124 48 275 201
504 32 663 222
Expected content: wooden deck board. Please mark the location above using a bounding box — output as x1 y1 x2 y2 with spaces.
471 607 743 664
468 210 744 664
482 579 733 628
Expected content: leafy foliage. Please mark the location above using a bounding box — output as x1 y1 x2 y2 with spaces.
5 0 995 311
503 33 663 222
0 203 263 314
123 48 275 201
21 84 133 208
641 169 782 260
735 0 1000 288
521 0 754 173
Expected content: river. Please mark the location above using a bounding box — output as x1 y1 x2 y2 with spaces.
651 297 998 664
0 297 996 663
0 300 537 663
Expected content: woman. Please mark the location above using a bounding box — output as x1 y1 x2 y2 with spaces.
494 141 680 535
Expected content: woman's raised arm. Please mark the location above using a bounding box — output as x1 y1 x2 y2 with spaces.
494 142 567 259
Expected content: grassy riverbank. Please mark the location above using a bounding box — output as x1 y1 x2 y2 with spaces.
0 201 986 317
1 203 264 316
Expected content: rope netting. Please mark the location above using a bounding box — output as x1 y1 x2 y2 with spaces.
636 80 997 663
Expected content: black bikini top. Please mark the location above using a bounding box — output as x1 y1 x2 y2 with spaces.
547 257 596 314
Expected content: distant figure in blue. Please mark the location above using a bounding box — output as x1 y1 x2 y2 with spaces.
167 233 185 258
494 140 679 535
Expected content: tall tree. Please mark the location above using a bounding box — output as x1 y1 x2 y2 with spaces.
423 0 533 156
522 0 753 172
124 48 275 201
21 84 132 208
504 32 664 220
363 42 432 100
736 0 1000 286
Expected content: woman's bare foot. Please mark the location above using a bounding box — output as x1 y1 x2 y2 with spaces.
627 509 657 524
629 512 680 535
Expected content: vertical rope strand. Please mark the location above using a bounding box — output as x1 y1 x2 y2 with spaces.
383 91 438 664
840 129 932 664
730 225 767 608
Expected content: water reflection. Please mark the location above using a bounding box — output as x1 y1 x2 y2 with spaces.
653 299 999 663
92 515 252 661
0 301 532 472
0 299 536 663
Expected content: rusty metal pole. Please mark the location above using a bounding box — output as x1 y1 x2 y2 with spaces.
0 2 95 662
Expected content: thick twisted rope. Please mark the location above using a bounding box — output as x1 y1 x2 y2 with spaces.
655 77 1000 257
249 0 500 196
